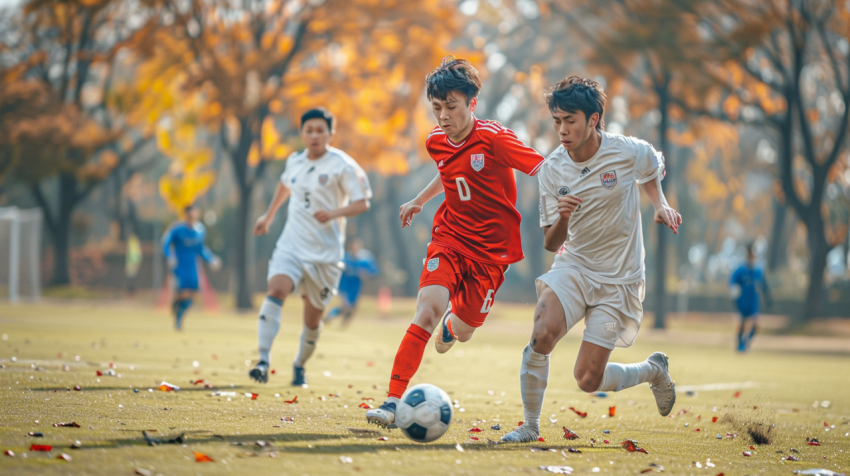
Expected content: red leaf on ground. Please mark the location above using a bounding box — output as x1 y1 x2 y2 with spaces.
603 440 610 444
808 441 821 446
194 451 214 462
468 428 482 432
73 386 81 391
712 416 718 423
568 407 587 418
251 393 258 400
284 396 297 404
749 446 754 450
52 422 80 427
518 421 524 426
824 422 829 427
621 439 648 453
697 415 702 420
694 429 701 432
562 427 580 440
358 403 372 409
29 445 52 451
193 380 206 385
271 369 276 374
609 406 616 417
469 436 479 441
743 451 752 456
96 371 103 376
538 437 545 442
733 391 741 398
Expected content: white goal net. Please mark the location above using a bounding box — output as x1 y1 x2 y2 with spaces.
0 207 42 302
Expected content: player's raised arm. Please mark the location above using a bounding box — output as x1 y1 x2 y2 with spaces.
254 180 291 235
542 195 582 252
641 176 681 235
399 173 444 228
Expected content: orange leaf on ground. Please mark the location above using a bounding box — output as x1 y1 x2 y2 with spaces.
284 396 297 404
569 407 587 418
609 406 616 417
251 393 258 400
194 451 214 462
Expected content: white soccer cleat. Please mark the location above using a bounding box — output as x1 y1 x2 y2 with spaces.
500 424 540 443
434 312 457 354
647 352 676 417
366 397 400 429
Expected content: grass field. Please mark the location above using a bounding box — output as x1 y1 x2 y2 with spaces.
1 298 849 475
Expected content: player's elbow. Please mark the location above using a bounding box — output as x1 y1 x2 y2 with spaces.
543 240 560 253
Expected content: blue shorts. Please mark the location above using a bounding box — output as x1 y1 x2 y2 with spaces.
174 268 199 291
738 307 759 319
338 275 362 307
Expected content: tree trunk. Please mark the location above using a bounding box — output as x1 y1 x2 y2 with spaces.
50 173 79 286
767 198 788 272
800 216 829 323
234 185 253 310
385 176 420 296
653 76 671 329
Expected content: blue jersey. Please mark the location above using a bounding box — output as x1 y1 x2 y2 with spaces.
338 250 378 305
730 264 768 317
162 222 214 273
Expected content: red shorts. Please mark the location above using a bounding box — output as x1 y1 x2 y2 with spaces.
418 242 508 328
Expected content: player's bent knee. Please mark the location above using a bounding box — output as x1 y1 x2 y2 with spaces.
575 373 602 393
530 332 555 354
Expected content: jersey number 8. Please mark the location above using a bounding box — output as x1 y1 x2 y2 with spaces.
455 177 471 202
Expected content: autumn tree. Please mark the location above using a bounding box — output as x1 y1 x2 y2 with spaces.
134 0 462 309
0 0 155 284
699 0 850 321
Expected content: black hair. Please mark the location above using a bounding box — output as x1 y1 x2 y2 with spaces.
546 76 606 131
183 204 195 213
425 56 482 105
300 108 334 130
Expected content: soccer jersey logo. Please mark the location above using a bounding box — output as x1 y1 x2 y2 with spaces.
600 170 618 189
580 167 591 178
470 154 485 172
438 160 444 168
426 258 439 272
318 174 329 185
558 186 571 196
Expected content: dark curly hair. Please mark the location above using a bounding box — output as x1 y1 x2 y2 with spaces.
425 56 482 105
545 76 606 131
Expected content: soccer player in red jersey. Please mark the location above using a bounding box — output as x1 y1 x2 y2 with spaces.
366 57 545 428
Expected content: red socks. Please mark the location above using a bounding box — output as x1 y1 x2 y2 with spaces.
387 323 432 398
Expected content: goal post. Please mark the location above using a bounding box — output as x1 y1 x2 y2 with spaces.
0 207 42 302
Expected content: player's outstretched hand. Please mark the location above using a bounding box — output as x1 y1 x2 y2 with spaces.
253 215 271 236
313 210 334 223
654 205 682 234
557 195 582 220
399 199 423 228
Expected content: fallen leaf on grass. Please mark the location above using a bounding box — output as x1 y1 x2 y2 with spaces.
251 393 258 400
538 437 545 442
284 396 298 404
158 382 179 392
568 407 587 418
53 422 80 428
562 427 580 440
470 437 479 441
712 416 718 423
29 445 52 451
73 386 81 391
609 406 616 417
622 439 648 454
734 391 741 398
358 403 372 409
468 427 482 433
194 451 214 462
538 465 573 474
56 453 72 461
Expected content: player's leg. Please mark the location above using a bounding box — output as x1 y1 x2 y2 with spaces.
340 281 361 328
502 284 568 442
366 284 450 427
435 261 506 353
744 314 758 350
173 269 199 330
291 294 324 387
251 273 296 383
736 313 747 351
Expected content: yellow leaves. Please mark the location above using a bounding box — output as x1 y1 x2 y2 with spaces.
732 194 745 212
722 94 740 121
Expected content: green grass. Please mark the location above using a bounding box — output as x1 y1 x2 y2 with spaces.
1 299 848 475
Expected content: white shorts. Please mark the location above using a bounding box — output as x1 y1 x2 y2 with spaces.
536 267 644 350
267 246 343 310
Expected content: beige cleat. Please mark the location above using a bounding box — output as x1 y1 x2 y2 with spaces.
434 312 457 354
647 352 676 416
500 424 540 443
365 397 399 429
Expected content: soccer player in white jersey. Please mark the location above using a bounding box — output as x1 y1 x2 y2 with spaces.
502 77 683 442
249 108 372 387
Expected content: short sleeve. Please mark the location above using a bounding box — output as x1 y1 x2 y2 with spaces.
493 129 545 176
633 139 665 184
280 152 298 186
538 169 559 227
339 161 373 202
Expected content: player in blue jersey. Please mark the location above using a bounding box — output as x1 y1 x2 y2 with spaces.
729 243 772 352
325 238 379 327
162 205 221 330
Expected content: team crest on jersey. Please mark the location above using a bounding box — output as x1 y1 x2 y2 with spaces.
426 257 439 272
600 170 618 190
558 186 571 196
470 154 485 172
438 160 444 168
318 174 329 185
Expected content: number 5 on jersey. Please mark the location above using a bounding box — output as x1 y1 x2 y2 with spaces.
456 177 471 202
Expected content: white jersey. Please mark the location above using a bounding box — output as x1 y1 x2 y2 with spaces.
538 131 664 285
276 147 372 264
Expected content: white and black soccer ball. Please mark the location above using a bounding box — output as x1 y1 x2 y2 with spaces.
395 383 453 443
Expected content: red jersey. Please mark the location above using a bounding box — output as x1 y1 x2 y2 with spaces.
426 118 545 265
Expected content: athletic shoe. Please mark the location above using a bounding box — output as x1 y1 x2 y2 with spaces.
249 361 269 384
434 312 456 354
647 352 676 417
366 397 400 429
500 424 540 443
292 366 308 387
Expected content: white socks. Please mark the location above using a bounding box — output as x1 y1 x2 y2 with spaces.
293 324 321 368
257 296 283 363
597 360 659 392
519 344 550 430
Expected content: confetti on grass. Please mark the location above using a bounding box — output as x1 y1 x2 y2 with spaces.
194 451 214 462
621 439 648 454
284 396 298 404
562 427 580 440
568 407 587 418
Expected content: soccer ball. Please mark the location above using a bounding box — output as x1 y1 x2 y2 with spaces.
395 383 453 443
